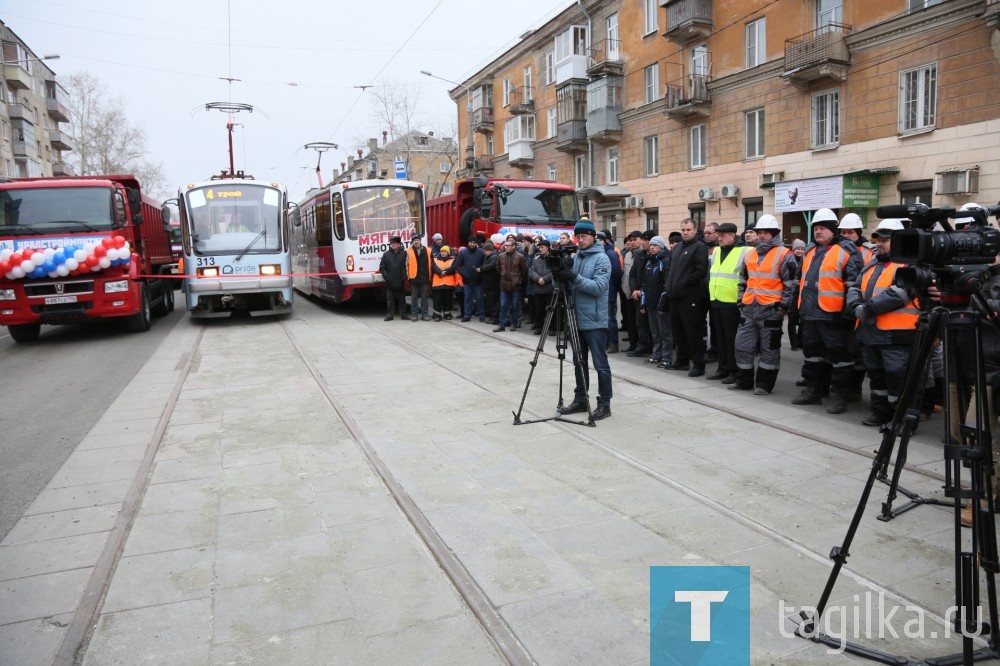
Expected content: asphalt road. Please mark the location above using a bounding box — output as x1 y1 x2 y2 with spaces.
0 307 186 541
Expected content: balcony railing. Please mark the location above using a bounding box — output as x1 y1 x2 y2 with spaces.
507 140 534 167
3 64 32 90
471 107 495 134
783 23 852 89
507 87 535 115
52 161 75 176
663 74 711 118
555 119 587 154
7 102 31 121
587 39 624 77
49 130 74 151
662 0 713 46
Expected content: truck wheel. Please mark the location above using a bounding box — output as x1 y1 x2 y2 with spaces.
8 324 40 343
152 279 174 316
126 283 151 332
459 207 477 245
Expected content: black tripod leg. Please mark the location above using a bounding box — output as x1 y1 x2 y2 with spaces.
561 292 595 426
513 290 563 424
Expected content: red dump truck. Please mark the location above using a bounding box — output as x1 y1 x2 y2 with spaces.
0 174 174 342
426 176 581 246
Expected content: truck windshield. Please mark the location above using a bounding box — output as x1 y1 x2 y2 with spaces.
344 185 424 240
496 187 579 223
0 187 114 234
186 184 283 255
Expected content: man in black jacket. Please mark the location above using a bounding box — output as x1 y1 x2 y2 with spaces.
379 235 407 321
626 230 656 357
664 219 710 376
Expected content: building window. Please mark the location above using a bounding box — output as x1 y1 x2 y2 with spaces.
607 147 619 185
545 52 555 85
548 163 557 181
899 64 937 133
691 45 708 77
486 134 494 155
908 0 941 10
743 198 763 230
547 108 557 138
645 211 658 232
441 183 452 195
644 0 658 35
574 155 587 189
0 119 7 141
745 109 764 159
644 136 659 176
524 169 533 179
503 79 512 107
607 14 620 59
898 179 932 205
440 161 451 173
817 0 842 28
811 90 840 148
688 203 705 229
523 66 533 102
690 124 706 168
505 116 535 144
644 64 659 104
746 18 766 68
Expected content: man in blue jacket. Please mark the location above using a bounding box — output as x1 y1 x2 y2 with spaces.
556 219 614 420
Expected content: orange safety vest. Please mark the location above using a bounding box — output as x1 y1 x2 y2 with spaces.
613 246 624 269
432 257 458 288
858 245 873 265
858 262 920 330
798 244 850 313
742 246 790 305
407 246 432 280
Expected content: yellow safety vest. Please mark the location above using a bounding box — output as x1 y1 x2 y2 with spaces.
709 245 749 304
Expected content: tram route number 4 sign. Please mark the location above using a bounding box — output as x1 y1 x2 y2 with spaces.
650 566 750 665
394 160 407 179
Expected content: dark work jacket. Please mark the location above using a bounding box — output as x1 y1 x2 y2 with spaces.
498 250 526 292
454 245 485 285
665 238 709 300
798 237 863 320
641 249 670 312
379 248 407 289
480 251 500 291
628 247 649 294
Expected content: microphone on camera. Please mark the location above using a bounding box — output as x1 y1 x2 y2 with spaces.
875 204 928 219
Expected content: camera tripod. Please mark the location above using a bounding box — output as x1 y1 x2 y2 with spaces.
513 285 595 427
795 297 1000 664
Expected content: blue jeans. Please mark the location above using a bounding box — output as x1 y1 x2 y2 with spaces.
499 289 521 327
572 328 612 407
463 283 483 320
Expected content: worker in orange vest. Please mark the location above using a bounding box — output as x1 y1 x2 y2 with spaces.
845 219 919 428
791 208 865 414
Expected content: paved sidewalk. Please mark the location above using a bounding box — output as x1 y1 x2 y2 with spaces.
0 300 975 665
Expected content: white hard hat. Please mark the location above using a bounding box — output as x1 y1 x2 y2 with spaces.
813 208 838 224
955 202 982 228
871 219 905 238
839 213 863 230
754 214 781 232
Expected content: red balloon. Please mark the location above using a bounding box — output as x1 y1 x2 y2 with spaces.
21 248 34 260
85 255 98 268
9 253 22 266
93 245 107 258
101 237 115 249
113 236 126 249
0 260 10 274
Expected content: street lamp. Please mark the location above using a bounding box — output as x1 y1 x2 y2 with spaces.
3 53 59 66
420 70 474 172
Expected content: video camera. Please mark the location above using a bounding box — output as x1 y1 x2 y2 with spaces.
875 203 1000 295
544 243 577 271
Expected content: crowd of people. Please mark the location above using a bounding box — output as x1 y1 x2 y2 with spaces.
381 210 1000 519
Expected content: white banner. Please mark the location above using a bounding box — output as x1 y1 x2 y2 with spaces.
774 176 842 213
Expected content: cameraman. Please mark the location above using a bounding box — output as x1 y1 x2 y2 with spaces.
556 219 614 420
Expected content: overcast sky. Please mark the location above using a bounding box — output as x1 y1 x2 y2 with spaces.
4 0 572 201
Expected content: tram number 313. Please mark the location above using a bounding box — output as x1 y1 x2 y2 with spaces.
196 257 217 267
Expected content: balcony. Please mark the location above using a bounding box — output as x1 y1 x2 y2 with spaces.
782 23 852 90
507 140 534 168
12 140 28 157
3 64 32 90
8 102 33 122
662 0 713 47
456 154 494 178
556 119 587 154
555 54 588 86
587 76 623 145
508 87 535 116
45 81 71 121
471 107 494 134
663 74 711 119
52 161 75 176
49 130 73 151
587 39 624 78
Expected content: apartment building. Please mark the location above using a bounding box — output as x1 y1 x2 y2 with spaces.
333 131 459 199
449 0 1000 241
0 22 74 179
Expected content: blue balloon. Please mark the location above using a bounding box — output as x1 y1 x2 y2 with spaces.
53 251 66 264
42 259 56 272
30 266 46 278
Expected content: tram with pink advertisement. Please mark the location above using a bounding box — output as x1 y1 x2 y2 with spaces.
291 179 425 303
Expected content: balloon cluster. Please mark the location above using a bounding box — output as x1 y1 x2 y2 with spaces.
0 236 132 280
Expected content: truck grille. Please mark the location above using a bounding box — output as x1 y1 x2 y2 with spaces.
23 280 95 297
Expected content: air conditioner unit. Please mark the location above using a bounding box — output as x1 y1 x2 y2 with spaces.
760 171 784 186
937 169 979 195
698 188 717 202
625 195 644 209
720 184 739 199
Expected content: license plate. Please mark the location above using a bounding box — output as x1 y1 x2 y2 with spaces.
44 295 77 304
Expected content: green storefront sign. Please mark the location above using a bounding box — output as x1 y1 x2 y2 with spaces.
842 174 879 208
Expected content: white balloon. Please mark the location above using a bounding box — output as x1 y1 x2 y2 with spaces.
0 249 11 260
98 257 111 269
91 264 101 272
4 272 15 280
47 271 59 278
74 249 86 262
108 248 122 262
65 258 79 270
43 247 56 259
20 260 33 272
11 267 24 278
31 253 45 266
56 265 70 276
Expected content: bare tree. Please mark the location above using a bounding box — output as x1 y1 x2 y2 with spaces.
64 72 168 199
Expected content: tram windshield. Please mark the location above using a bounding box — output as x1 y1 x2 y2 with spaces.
0 187 115 233
186 184 283 255
490 186 579 224
344 185 423 240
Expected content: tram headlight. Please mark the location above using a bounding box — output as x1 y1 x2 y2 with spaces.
198 267 219 278
259 264 280 276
